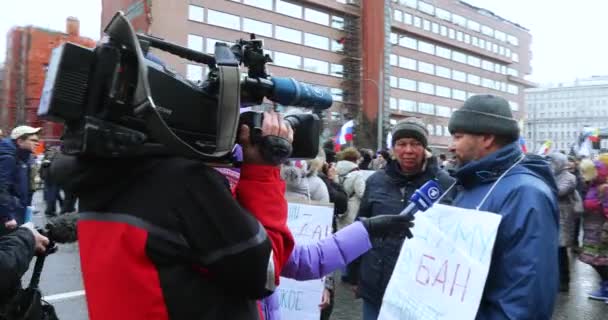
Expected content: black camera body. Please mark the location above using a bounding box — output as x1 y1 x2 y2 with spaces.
38 11 332 161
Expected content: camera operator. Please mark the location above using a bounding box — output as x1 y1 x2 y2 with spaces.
0 223 49 312
50 111 295 320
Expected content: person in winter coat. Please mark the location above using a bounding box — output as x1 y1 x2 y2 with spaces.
0 223 49 313
319 162 348 228
281 159 330 203
260 210 415 320
50 111 295 320
353 118 455 320
370 150 390 171
579 158 608 301
0 126 41 230
358 149 373 170
547 152 577 291
335 148 374 231
448 95 559 319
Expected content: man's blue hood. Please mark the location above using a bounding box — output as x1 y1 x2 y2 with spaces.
454 142 557 195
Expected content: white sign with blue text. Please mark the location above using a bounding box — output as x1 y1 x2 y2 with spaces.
278 202 333 320
379 204 502 320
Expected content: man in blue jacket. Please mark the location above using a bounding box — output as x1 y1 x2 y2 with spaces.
448 95 559 319
0 126 40 231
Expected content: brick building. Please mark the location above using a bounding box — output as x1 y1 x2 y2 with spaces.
100 0 533 150
0 17 96 141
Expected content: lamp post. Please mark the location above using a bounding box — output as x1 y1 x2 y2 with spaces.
362 75 384 150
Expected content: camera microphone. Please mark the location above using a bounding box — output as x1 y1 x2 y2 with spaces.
399 180 443 218
269 77 333 110
44 212 78 244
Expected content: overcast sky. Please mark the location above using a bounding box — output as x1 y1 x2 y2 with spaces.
1 0 607 85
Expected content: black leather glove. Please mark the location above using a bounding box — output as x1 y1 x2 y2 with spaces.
360 214 414 239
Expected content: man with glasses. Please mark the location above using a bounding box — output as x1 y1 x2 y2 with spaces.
0 126 40 232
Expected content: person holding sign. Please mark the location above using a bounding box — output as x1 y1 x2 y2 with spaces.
353 118 455 320
448 95 559 319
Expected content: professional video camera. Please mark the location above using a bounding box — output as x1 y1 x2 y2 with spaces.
37 11 333 162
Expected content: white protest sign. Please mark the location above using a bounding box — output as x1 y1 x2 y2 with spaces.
379 204 502 320
277 201 333 320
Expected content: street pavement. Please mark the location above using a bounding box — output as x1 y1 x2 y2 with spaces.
24 191 607 319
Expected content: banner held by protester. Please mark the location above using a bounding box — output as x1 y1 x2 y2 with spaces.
278 201 333 320
379 204 502 320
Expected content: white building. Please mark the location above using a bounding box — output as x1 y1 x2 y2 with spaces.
525 76 608 153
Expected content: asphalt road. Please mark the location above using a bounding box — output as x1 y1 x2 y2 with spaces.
23 191 607 320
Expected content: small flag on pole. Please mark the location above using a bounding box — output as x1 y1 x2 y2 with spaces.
336 120 354 145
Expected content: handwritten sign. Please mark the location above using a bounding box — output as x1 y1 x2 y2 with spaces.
279 201 333 320
378 204 502 320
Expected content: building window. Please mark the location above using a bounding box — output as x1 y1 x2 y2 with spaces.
467 56 481 68
399 78 417 91
418 1 434 15
390 32 398 44
448 28 455 39
452 89 466 101
512 53 519 62
276 0 302 19
467 20 480 32
507 35 519 46
390 76 398 88
275 26 302 44
399 56 416 70
435 66 451 78
330 64 343 77
418 82 434 95
436 86 451 98
331 40 343 52
399 36 417 50
436 8 451 21
390 97 397 110
414 16 422 28
243 0 273 10
188 5 204 22
187 34 203 51
467 74 481 86
436 46 451 59
390 54 398 66
482 60 493 71
452 14 467 27
186 64 203 81
304 8 329 25
331 15 344 30
394 9 403 22
440 25 448 36
481 25 494 37
399 99 416 112
273 52 301 69
418 41 435 55
423 19 431 31
419 103 435 115
452 70 466 82
330 88 343 101
403 13 413 25
452 51 466 64
508 84 519 95
436 125 443 136
242 18 272 37
432 22 439 33
207 10 240 30
464 34 471 44
456 31 464 42
418 61 434 74
436 105 451 117
302 58 329 74
304 33 329 50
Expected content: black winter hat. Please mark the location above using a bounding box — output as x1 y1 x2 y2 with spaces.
448 94 519 141
391 117 428 147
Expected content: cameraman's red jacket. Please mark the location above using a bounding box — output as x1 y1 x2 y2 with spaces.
61 156 294 320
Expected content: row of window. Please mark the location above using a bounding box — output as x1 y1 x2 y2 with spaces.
189 6 345 53
187 34 343 78
228 0 345 29
530 100 608 110
389 118 452 137
527 89 608 99
534 122 604 130
391 8 518 62
390 32 519 79
391 0 520 47
389 53 518 95
530 109 608 119
389 97 453 118
388 75 519 109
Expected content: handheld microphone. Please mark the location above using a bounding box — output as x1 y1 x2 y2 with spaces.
44 212 78 243
399 180 443 218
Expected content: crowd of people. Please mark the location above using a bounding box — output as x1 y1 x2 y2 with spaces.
0 94 607 319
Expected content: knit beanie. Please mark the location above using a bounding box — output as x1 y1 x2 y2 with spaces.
391 117 428 147
448 95 519 142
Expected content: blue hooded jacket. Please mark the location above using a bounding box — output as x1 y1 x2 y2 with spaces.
0 137 32 224
452 142 559 320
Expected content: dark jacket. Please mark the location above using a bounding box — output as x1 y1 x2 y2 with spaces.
51 155 294 320
0 228 35 308
452 142 559 320
0 138 32 224
355 157 455 307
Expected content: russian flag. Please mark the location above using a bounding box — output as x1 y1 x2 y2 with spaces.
336 120 355 145
518 136 527 153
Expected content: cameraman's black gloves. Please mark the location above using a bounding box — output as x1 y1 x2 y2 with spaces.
360 214 414 239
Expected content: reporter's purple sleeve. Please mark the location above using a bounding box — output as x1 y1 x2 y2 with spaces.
281 221 372 280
